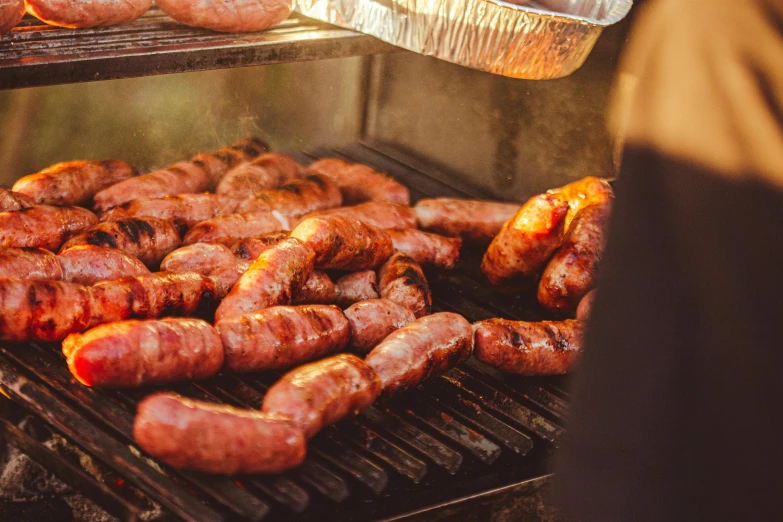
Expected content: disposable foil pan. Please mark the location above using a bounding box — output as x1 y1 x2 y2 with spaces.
293 0 632 79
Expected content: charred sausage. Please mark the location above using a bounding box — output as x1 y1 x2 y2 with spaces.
414 198 520 243
378 253 431 318
0 205 98 251
183 211 288 246
0 188 35 212
24 0 151 28
100 193 234 227
334 270 379 308
155 0 292 33
0 0 24 33
473 318 585 375
344 298 416 353
298 201 417 230
230 231 288 260
236 174 342 219
216 153 303 202
386 228 461 269
548 176 614 230
576 289 597 320
292 271 336 304
306 158 410 206
58 245 150 285
0 247 63 280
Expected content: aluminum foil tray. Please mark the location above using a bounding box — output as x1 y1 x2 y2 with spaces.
293 0 632 79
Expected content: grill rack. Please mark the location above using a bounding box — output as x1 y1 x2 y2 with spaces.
0 142 570 522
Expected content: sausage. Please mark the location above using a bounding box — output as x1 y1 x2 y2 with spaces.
365 312 473 397
60 217 182 268
214 238 314 322
230 231 288 260
63 318 223 388
24 0 151 28
13 160 136 207
206 263 250 298
0 247 63 280
191 137 269 187
576 289 597 320
236 174 343 219
414 198 521 243
481 194 569 290
292 271 336 304
0 0 24 34
0 188 35 212
334 270 379 308
217 304 350 372
262 354 382 439
306 158 410 206
100 193 235 228
386 228 461 269
290 215 393 270
155 0 292 33
378 253 431 318
548 176 614 230
216 153 303 202
161 243 239 276
134 393 306 475
183 211 288 246
0 205 98 251
344 299 416 353
473 318 585 375
58 245 150 285
537 201 612 314
298 201 417 230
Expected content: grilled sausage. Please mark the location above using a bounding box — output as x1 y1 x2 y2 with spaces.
63 318 223 388
548 176 614 230
218 304 349 372
344 299 416 353
191 137 269 187
13 160 136 207
0 188 35 212
481 194 569 289
183 211 288 246
473 318 585 375
262 354 382 439
386 228 461 269
217 153 303 202
60 217 182 268
0 205 98 251
292 271 336 304
0 0 24 34
334 270 379 308
161 243 239 276
378 253 431 318
298 201 417 230
307 158 410 206
0 247 63 280
290 215 393 271
134 393 306 475
414 198 521 243
101 193 234 227
58 245 150 285
576 289 597 320
230 231 288 260
365 312 473 398
155 0 292 33
206 262 250 298
236 174 343 219
214 238 314 322
24 0 152 28
538 201 612 314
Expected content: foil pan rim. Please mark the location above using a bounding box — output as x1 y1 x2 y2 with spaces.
485 0 633 26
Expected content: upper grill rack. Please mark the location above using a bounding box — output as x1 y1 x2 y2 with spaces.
0 143 570 522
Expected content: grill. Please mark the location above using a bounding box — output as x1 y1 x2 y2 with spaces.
0 142 569 522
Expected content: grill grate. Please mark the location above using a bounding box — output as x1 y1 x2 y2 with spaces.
0 143 570 522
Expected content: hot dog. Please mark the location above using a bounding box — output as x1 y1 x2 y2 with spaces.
0 205 98 251
414 198 520 243
344 298 416 353
378 253 432 318
306 158 410 206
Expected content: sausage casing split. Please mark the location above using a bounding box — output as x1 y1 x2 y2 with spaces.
0 247 63 280
58 245 150 285
183 211 288 246
548 176 614 230
306 158 410 206
236 174 343 219
298 201 417 230
63 318 223 388
290 215 393 271
217 153 303 202
414 198 521 243
24 0 152 28
344 298 416 353
365 312 473 398
0 205 98 251
13 160 136 206
101 193 234 228
134 393 306 475
386 228 461 269
217 304 350 372
262 353 382 439
576 289 597 320
155 0 292 33
0 188 35 212
334 270 379 308
231 231 288 260
378 253 432 318
0 0 24 34
473 318 585 375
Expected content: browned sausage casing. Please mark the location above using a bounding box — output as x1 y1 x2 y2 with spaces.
306 158 410 206
214 238 314 322
473 318 585 375
60 217 182 268
378 253 432 318
191 137 269 187
334 270 379 308
290 215 393 271
236 174 343 219
386 228 461 269
481 194 569 289
548 176 614 230
0 205 98 251
0 188 35 212
576 289 597 320
155 0 292 33
217 153 303 201
365 312 473 398
344 298 416 353
414 198 521 243
58 245 150 285
299 201 417 230
13 160 136 206
100 193 234 228
24 0 152 28
63 318 223 388
183 211 288 246
0 0 24 34
292 271 336 304
0 247 63 280
218 304 350 372
161 243 239 276
262 353 382 439
538 201 612 314
134 393 306 475
230 231 288 260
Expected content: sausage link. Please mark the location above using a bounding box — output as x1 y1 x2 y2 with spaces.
161 243 239 275
155 0 292 33
292 271 336 304
0 0 24 34
58 245 150 285
344 298 416 353
24 0 151 28
306 158 410 206
547 176 614 230
0 188 35 212
134 393 306 475
378 253 432 318
262 354 382 439
236 174 342 219
576 289 597 320
191 137 269 187
217 153 303 202
183 211 288 246
473 318 584 375
0 205 98 251
298 201 417 230
230 231 288 260
0 247 63 280
414 198 520 243
386 228 461 269
101 193 234 227
334 270 379 308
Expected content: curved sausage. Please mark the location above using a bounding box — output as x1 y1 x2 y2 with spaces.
386 228 461 269
24 0 151 28
217 304 350 372
236 174 342 219
0 205 98 251
481 194 569 290
298 201 417 230
576 289 597 320
262 354 382 439
230 231 288 260
473 318 585 375
13 160 136 207
414 198 521 243
0 188 35 212
538 201 612 314
100 193 234 227
0 0 24 34
378 253 431 318
58 245 150 285
292 271 335 304
63 318 223 388
134 393 306 475
334 270 379 308
290 215 393 271
183 211 288 246
155 0 292 33
217 153 303 202
344 298 416 353
365 312 473 398
0 247 63 280
306 158 410 206
548 176 614 230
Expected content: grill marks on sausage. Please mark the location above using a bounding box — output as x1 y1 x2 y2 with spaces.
0 205 99 251
378 253 432 318
235 174 343 219
306 158 411 206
